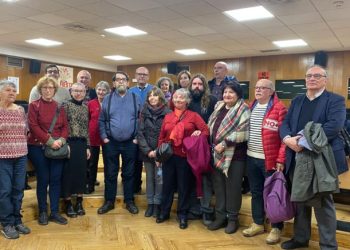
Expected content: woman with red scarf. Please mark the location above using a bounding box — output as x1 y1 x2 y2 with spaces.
156 88 209 229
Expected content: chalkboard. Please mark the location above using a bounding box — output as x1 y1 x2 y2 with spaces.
275 79 306 99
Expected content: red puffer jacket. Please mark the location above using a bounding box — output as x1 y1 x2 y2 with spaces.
250 94 287 170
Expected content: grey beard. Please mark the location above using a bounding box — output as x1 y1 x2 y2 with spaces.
117 86 126 94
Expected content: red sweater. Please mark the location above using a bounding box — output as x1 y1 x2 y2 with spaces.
158 110 209 158
249 94 287 170
28 98 68 145
88 99 103 146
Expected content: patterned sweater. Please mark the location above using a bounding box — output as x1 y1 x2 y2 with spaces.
0 106 28 158
64 100 90 146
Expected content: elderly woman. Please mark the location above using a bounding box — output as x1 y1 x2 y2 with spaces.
86 81 111 194
207 82 250 234
138 87 171 218
28 76 68 226
62 82 90 218
0 80 30 239
157 77 174 103
156 88 209 229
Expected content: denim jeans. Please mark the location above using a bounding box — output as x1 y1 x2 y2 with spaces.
28 145 64 214
102 138 136 203
144 159 162 205
0 156 27 227
247 156 283 229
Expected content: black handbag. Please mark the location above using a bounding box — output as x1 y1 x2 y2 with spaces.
44 105 69 159
340 128 350 156
155 142 173 163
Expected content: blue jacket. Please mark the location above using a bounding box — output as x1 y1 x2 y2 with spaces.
280 90 348 174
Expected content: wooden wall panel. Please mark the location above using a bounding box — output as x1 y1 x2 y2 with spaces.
119 51 350 107
0 55 114 102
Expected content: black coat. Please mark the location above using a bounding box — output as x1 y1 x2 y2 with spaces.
137 104 171 159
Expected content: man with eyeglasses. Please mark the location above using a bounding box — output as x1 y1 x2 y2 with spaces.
129 67 154 194
98 71 141 215
29 64 71 104
242 79 287 245
280 65 346 249
208 61 239 101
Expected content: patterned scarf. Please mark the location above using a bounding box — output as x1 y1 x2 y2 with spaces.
208 99 250 176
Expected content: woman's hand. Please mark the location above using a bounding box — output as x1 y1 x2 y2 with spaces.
148 150 156 158
103 138 110 144
51 140 62 149
87 149 91 160
191 130 201 136
214 143 225 154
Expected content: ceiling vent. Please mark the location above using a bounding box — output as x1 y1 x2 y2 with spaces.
63 23 94 32
260 49 281 53
7 56 24 68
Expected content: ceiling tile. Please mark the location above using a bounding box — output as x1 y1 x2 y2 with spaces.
27 13 72 26
106 0 161 11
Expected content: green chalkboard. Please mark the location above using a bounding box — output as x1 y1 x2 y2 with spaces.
275 79 306 99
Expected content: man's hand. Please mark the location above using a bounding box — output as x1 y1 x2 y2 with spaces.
103 138 110 144
284 136 303 152
275 163 284 172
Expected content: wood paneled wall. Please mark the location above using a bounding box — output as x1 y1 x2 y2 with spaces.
0 55 114 102
118 51 350 107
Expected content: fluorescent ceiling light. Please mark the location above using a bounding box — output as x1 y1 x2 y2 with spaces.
175 49 206 56
104 55 131 61
2 0 19 2
104 26 147 37
224 6 274 22
273 39 307 48
25 38 62 47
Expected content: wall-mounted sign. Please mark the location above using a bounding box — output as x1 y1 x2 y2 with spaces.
258 71 270 79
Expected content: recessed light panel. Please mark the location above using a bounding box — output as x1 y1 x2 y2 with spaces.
175 49 206 56
104 26 147 37
25 38 63 47
273 39 307 48
103 55 132 61
224 6 274 22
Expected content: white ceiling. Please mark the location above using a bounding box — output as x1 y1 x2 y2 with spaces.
0 0 350 71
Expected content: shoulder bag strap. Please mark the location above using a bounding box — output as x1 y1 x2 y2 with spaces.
48 104 62 135
132 92 137 138
104 91 114 137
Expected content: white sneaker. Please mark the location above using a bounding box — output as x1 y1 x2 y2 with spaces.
242 223 264 237
266 228 281 245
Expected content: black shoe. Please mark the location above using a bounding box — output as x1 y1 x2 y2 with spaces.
66 202 77 218
38 212 48 225
225 220 239 234
126 202 139 214
207 218 227 231
156 214 170 223
281 239 309 249
97 201 115 214
144 204 153 217
179 218 188 229
153 204 160 218
25 184 32 190
95 181 100 186
49 213 68 225
202 212 214 226
84 185 94 194
76 201 86 216
187 211 201 220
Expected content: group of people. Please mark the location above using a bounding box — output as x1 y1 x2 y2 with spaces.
0 61 346 250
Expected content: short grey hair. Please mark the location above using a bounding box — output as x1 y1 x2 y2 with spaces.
71 82 86 90
157 77 174 93
96 81 111 94
0 79 17 92
307 64 328 77
173 88 191 105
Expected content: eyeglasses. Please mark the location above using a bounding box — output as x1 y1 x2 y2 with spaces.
136 73 148 77
71 89 86 93
47 70 59 74
255 86 271 90
115 78 127 82
42 86 55 90
305 74 326 80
